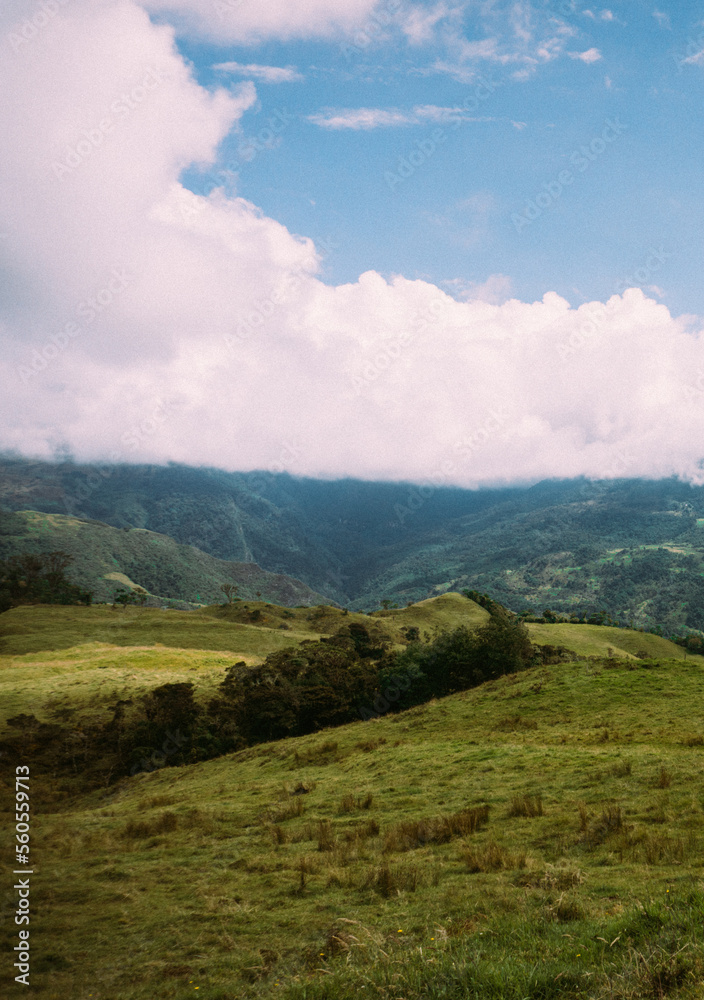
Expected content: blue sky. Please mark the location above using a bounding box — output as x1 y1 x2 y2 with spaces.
176 1 704 314
3 0 704 486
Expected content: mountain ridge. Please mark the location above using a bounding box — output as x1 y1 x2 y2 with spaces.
2 457 704 630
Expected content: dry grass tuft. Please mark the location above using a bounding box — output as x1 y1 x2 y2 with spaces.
507 794 543 818
261 798 305 824
681 734 704 747
460 840 526 873
339 792 374 813
122 811 178 839
355 737 387 752
583 804 624 847
316 820 336 852
362 862 421 897
515 864 585 890
293 741 339 765
384 804 489 852
495 715 538 732
656 766 672 789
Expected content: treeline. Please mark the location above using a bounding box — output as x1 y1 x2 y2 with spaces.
2 603 567 791
0 551 92 613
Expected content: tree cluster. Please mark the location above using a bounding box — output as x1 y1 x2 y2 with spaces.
0 551 92 613
0 605 543 791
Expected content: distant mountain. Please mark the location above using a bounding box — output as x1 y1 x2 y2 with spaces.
0 508 326 607
2 456 704 631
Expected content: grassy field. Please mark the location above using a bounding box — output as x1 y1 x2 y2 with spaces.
525 623 704 663
0 604 325 657
4 596 704 998
0 592 489 658
0 643 252 728
370 591 490 635
3 653 704 998
1 597 699 732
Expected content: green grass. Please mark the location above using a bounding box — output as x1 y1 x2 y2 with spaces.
5 643 704 997
0 593 492 656
0 604 325 656
0 643 252 726
370 591 490 634
526 623 704 662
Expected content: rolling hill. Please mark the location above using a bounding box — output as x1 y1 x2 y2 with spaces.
2 594 704 998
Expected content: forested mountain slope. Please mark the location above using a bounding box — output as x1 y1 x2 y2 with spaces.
2 457 704 630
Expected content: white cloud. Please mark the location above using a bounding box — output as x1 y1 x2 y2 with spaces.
308 104 500 129
141 0 380 42
445 273 514 305
213 62 304 83
429 13 575 82
3 1 704 488
652 10 671 29
401 2 453 45
308 108 417 129
682 48 704 66
568 48 602 63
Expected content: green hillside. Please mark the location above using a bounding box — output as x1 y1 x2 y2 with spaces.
6 458 704 632
369 590 491 634
0 509 326 607
1 592 695 662
0 604 327 657
4 643 704 998
525 622 703 662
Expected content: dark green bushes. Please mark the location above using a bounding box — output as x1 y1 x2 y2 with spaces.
0 551 91 612
381 608 534 709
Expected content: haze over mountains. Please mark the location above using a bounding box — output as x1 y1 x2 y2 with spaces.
2 456 704 633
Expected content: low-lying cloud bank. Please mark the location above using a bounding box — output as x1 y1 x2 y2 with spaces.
2 0 704 487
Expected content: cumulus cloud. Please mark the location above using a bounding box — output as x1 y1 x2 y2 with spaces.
568 48 602 63
213 62 304 83
2 0 704 488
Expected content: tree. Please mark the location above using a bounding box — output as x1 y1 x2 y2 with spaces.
220 583 238 604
